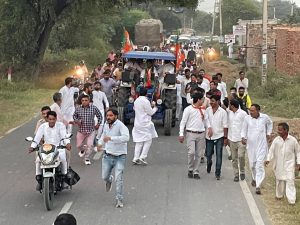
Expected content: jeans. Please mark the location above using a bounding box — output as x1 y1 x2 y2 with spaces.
206 137 224 176
102 153 126 201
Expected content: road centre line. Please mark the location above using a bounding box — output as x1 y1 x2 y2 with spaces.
52 201 73 225
239 181 265 225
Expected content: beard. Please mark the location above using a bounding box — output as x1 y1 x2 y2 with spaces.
107 118 116 124
104 77 109 80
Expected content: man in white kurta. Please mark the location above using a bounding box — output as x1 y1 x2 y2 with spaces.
265 122 300 204
132 87 158 165
93 81 109 138
241 104 272 194
59 77 79 134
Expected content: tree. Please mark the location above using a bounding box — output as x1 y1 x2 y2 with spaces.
220 0 261 34
193 11 213 34
0 0 198 79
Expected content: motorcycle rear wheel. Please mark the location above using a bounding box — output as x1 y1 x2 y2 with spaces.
43 177 54 210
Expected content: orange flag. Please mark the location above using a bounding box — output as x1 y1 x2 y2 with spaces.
122 28 133 53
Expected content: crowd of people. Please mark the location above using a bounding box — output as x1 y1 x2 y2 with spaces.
28 46 300 211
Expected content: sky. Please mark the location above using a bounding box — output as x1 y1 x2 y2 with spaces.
197 0 300 13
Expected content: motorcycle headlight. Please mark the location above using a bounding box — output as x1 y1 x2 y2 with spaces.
196 54 200 58
157 99 163 105
170 46 175 52
128 97 134 103
41 152 54 165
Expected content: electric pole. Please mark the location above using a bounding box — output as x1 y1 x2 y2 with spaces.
211 0 217 41
219 0 223 55
261 0 268 85
291 1 295 16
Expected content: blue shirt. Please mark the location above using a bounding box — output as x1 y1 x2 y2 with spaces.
98 120 130 155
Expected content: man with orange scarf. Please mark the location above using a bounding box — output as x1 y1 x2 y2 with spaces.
140 60 158 89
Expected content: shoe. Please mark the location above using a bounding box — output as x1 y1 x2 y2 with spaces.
132 159 141 165
94 146 98 152
228 155 232 160
78 150 85 158
207 162 212 173
115 199 124 208
251 180 256 187
200 157 205 163
84 159 91 165
255 187 261 195
216 175 221 180
193 174 200 179
106 175 113 192
188 171 193 178
234 176 239 182
240 174 245 181
139 158 148 165
35 175 42 191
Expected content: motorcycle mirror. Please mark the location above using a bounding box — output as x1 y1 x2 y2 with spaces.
25 137 33 142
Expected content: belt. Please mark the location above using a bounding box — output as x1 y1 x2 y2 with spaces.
104 151 126 158
186 130 204 134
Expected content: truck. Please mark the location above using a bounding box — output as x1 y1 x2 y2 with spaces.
135 19 163 49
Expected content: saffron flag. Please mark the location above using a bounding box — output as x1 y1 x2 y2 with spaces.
175 35 183 70
122 28 133 53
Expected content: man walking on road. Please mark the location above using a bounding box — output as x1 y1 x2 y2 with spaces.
73 95 102 165
234 71 249 93
132 87 158 165
241 104 272 194
97 109 130 208
205 95 228 180
265 122 300 204
59 77 79 134
228 99 247 182
179 92 212 179
100 69 118 106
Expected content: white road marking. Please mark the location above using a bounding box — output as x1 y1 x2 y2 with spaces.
93 151 103 160
52 201 73 225
239 181 266 225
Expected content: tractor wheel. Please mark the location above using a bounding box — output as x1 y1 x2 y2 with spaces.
164 109 172 136
164 89 177 128
117 87 131 107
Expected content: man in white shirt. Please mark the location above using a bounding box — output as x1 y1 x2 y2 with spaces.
241 104 272 194
227 40 234 58
265 122 300 205
213 74 227 104
51 92 67 125
179 92 212 179
228 99 247 182
132 87 158 165
28 111 71 190
234 71 249 94
176 72 184 120
179 69 191 110
59 77 79 134
93 81 109 138
205 95 228 180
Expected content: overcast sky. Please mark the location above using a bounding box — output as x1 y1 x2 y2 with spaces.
197 0 300 13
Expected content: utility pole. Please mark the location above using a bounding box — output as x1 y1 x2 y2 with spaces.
261 0 268 85
219 0 223 55
291 1 295 16
211 1 217 41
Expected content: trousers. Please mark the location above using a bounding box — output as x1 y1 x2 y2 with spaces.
186 132 205 174
229 140 246 177
76 131 95 160
133 139 152 160
276 179 296 204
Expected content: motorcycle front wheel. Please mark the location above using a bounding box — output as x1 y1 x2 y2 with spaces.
43 177 54 210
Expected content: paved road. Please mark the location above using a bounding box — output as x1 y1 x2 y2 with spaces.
0 119 272 225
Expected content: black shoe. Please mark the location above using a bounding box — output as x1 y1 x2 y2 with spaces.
228 155 232 160
240 174 245 181
200 157 205 163
256 187 261 195
193 174 200 179
251 180 256 187
216 175 221 180
207 162 212 173
234 176 239 182
188 171 193 178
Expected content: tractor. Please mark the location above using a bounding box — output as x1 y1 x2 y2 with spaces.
116 51 177 136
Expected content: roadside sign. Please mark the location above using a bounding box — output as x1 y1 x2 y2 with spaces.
233 25 246 36
224 34 235 44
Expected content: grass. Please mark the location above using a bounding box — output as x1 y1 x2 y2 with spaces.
0 80 55 136
247 70 300 118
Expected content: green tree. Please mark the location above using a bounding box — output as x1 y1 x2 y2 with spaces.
0 0 198 79
193 11 213 34
220 0 261 34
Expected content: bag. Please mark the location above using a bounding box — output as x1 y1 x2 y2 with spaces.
65 167 80 186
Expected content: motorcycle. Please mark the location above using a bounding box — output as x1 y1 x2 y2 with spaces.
25 134 79 211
